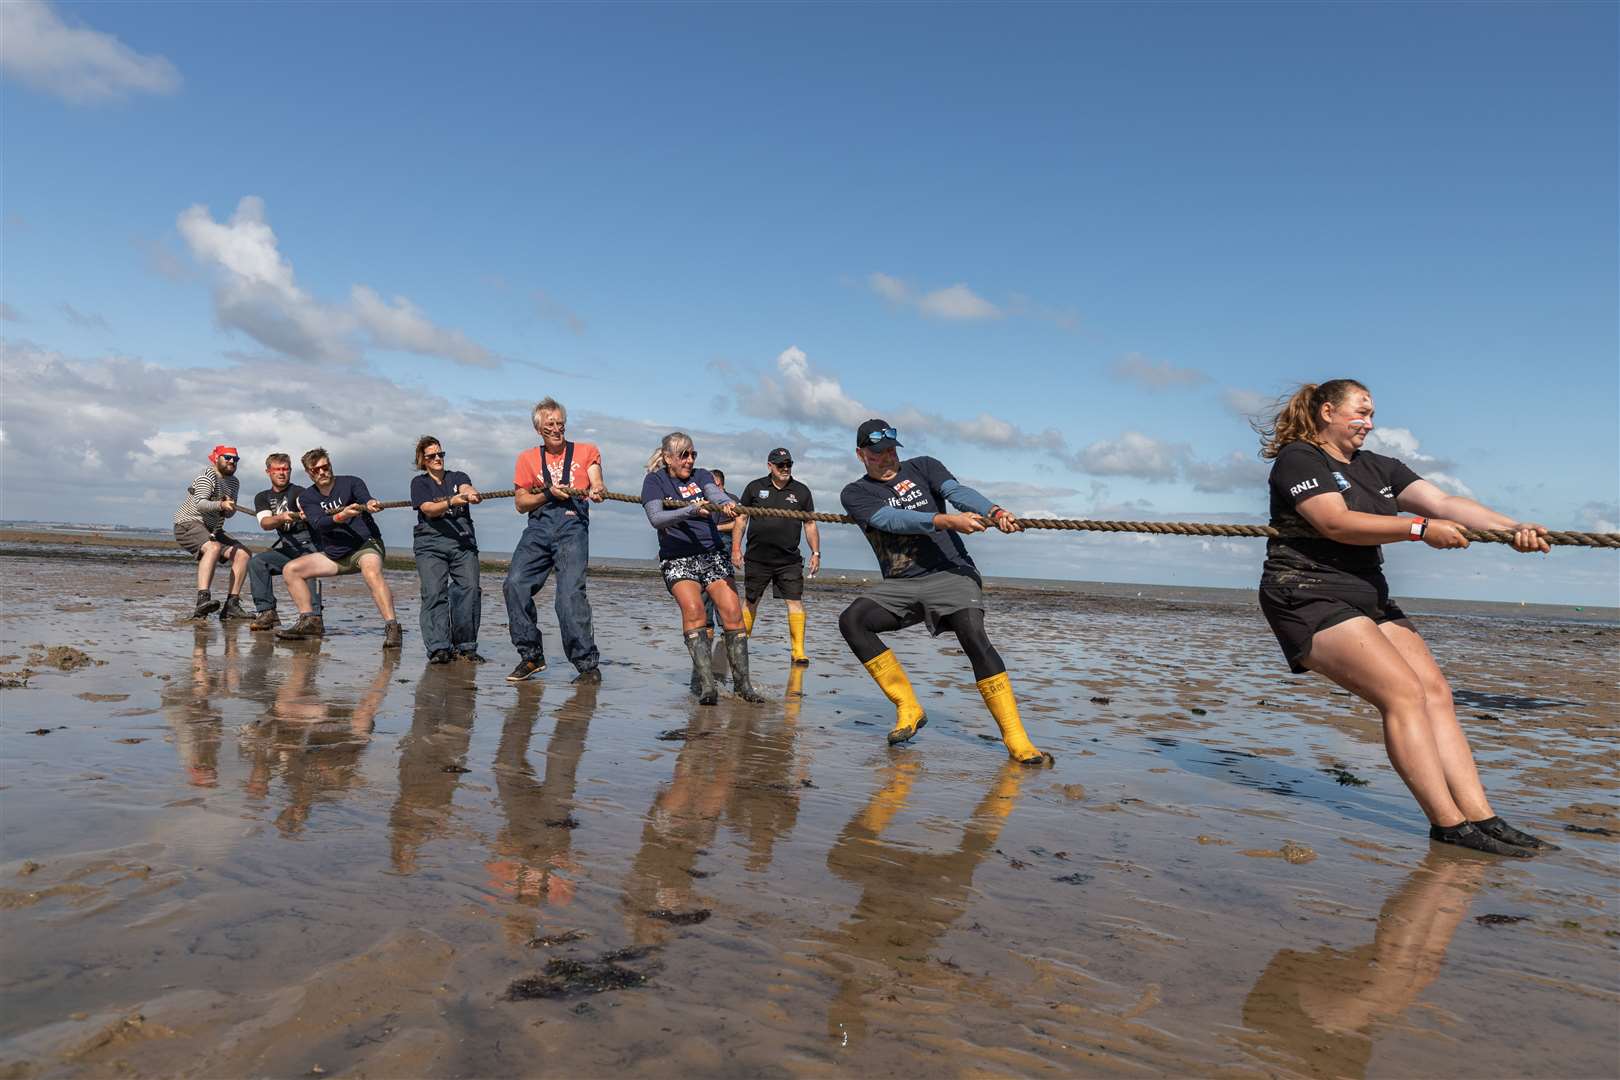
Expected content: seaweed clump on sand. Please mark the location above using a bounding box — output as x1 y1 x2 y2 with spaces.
645 907 711 925
1323 764 1370 787
503 946 659 1000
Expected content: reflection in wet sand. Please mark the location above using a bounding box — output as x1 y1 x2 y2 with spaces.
1241 850 1488 1077
237 647 395 835
161 626 238 788
488 678 599 943
389 666 477 874
819 761 1029 1045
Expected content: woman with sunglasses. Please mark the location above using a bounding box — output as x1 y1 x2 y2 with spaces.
1258 380 1554 857
641 432 764 704
410 435 485 664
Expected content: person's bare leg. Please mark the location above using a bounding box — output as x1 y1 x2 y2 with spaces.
282 553 335 612
1302 618 1465 826
227 547 250 596
196 541 222 591
357 553 397 621
1377 620 1492 821
673 581 708 631
708 579 744 632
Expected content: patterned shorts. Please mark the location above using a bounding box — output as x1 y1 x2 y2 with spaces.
660 550 733 593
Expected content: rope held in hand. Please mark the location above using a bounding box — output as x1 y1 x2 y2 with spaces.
362 486 1620 548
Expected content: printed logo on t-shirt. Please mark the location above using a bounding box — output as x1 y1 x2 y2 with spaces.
1379 485 1394 498
785 493 798 505
757 489 770 499
1289 478 1320 497
320 496 346 514
677 482 702 499
893 479 916 497
1331 472 1351 492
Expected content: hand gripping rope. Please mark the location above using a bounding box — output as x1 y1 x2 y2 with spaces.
368 487 1620 548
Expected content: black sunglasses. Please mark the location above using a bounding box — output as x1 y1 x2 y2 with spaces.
863 427 899 445
424 451 446 460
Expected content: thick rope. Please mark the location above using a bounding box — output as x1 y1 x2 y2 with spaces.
367 485 1620 548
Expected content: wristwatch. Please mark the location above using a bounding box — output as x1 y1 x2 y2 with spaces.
1408 517 1428 540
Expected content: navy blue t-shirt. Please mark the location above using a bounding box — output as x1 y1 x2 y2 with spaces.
298 475 383 560
642 467 725 560
840 456 978 581
1263 441 1422 584
410 470 477 547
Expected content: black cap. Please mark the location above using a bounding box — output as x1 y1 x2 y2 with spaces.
767 447 793 465
855 419 901 450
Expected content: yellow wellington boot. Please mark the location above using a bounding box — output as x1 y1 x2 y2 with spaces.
788 610 809 665
742 606 756 636
976 672 1053 766
861 649 927 744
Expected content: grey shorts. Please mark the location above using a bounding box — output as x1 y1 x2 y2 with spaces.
174 522 244 559
661 550 733 593
865 571 984 635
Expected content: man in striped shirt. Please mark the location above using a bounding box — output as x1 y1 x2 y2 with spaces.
173 444 252 619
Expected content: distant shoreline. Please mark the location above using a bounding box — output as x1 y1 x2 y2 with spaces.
2 526 1613 625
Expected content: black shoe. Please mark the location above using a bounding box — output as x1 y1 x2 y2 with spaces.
1473 816 1560 851
572 667 602 685
428 649 454 664
1429 822 1534 858
383 621 403 650
219 596 250 621
193 592 221 619
507 656 546 682
457 651 488 664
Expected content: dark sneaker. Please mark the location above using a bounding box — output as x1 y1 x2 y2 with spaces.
249 608 279 632
507 656 546 682
1474 816 1561 851
457 651 489 664
193 592 221 619
219 596 250 621
275 613 325 641
383 621 404 650
571 667 602 685
428 649 454 664
1429 822 1534 858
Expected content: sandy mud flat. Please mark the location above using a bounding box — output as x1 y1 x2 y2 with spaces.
1 551 1616 1078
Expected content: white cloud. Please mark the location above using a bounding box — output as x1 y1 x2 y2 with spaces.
738 345 873 429
1111 353 1210 390
1070 431 1187 482
1576 500 1618 534
59 302 110 331
177 196 500 368
866 272 1001 321
1185 450 1269 494
1221 387 1272 418
1365 426 1473 497
0 0 181 104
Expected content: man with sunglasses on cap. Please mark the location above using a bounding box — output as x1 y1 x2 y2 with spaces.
838 420 1051 765
731 447 820 665
173 444 251 620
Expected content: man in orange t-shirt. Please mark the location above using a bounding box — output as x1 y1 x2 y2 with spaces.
503 397 607 683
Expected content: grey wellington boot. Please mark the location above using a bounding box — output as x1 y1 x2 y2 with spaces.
684 629 719 705
723 629 767 703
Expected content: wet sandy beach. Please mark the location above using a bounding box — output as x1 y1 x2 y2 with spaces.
1 552 1616 1078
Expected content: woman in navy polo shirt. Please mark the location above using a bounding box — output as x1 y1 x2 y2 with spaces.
641 431 764 705
410 435 485 664
1257 379 1554 857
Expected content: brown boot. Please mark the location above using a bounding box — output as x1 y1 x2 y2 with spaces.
249 607 279 632
276 613 325 640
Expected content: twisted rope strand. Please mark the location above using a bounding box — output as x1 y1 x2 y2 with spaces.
363 486 1620 548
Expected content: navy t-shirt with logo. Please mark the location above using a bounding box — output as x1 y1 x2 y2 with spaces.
298 475 384 560
410 470 478 547
740 476 814 566
254 484 317 555
840 456 978 581
642 467 726 560
1263 441 1422 583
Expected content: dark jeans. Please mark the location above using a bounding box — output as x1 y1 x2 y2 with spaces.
503 512 598 671
415 532 481 654
248 546 321 614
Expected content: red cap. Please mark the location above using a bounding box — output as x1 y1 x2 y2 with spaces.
209 444 238 464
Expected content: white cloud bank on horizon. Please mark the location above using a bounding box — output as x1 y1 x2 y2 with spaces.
0 0 181 104
177 196 502 369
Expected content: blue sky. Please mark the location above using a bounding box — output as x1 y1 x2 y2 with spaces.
2 1 1615 604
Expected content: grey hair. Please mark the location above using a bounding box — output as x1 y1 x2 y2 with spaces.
531 397 567 431
646 431 693 473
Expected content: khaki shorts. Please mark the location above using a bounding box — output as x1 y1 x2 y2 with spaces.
174 522 244 559
333 540 386 575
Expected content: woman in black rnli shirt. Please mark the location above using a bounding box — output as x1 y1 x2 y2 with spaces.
1257 379 1555 857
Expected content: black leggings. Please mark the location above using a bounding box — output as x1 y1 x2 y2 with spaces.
838 598 1005 681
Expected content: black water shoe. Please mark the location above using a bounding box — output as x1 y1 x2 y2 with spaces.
1473 816 1560 851
1429 822 1534 858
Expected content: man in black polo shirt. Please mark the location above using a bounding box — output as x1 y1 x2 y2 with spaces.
731 447 820 665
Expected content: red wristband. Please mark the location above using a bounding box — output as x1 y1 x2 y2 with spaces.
1407 517 1427 541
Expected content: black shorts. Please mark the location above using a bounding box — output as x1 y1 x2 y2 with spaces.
1259 572 1408 674
744 559 804 604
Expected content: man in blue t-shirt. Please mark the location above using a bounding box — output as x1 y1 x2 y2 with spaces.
275 447 404 649
838 419 1050 766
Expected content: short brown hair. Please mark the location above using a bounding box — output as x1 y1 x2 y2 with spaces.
300 447 330 473
265 452 291 469
414 435 442 471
